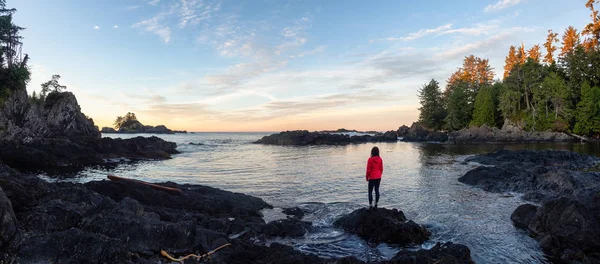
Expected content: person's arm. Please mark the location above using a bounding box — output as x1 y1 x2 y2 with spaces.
380 159 384 174
366 159 371 181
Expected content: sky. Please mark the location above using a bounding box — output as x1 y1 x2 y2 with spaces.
10 0 592 132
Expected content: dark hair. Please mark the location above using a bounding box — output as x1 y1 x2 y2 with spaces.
371 146 379 157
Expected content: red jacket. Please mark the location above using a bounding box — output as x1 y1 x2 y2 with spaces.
366 156 383 181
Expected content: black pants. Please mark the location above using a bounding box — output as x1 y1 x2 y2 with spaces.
368 179 381 205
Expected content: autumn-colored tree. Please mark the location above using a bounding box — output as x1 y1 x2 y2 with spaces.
543 29 559 64
504 45 519 79
518 42 527 65
447 55 494 93
527 45 542 63
560 26 581 58
583 0 600 51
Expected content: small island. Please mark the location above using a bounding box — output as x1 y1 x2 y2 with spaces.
100 112 187 134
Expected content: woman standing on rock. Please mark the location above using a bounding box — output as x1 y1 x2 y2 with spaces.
366 146 383 208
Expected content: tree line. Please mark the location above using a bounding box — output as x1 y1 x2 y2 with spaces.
418 0 600 138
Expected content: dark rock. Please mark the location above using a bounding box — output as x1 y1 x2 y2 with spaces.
254 130 397 146
528 198 600 263
189 142 205 145
510 204 538 229
334 208 430 245
0 187 18 250
100 126 117 133
463 150 600 263
448 125 575 144
401 122 448 142
282 207 304 219
206 241 327 264
14 228 129 263
390 242 474 264
260 218 311 238
397 125 409 138
0 136 179 172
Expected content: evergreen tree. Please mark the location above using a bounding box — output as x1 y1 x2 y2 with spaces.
573 82 600 136
444 82 472 131
527 45 542 63
470 85 496 127
560 26 581 58
544 29 559 64
417 79 446 130
504 45 519 79
583 0 600 51
544 72 572 131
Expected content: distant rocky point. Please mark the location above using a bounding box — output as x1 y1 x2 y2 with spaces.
101 113 187 134
254 130 398 146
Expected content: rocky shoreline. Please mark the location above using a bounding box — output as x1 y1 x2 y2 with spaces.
0 163 474 263
458 150 600 263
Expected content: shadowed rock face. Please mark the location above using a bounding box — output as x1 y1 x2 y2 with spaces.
460 150 600 263
334 207 431 246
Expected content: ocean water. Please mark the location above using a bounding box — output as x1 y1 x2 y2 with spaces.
47 133 600 263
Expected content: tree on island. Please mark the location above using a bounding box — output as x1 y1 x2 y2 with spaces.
114 112 138 130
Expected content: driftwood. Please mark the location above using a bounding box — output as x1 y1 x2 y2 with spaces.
564 132 600 143
161 243 232 263
107 175 183 195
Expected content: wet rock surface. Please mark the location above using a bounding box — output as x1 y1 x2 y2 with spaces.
0 136 179 172
334 208 431 246
254 130 398 146
460 149 600 263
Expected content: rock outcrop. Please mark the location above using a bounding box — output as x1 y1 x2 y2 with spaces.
334 208 431 246
400 122 448 142
448 125 575 143
254 130 398 146
101 122 187 134
459 150 600 263
0 91 179 173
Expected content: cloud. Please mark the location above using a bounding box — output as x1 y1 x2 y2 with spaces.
147 0 160 6
436 27 536 59
484 0 523 12
440 23 499 36
290 45 326 58
133 15 171 43
178 0 221 28
374 24 452 42
93 25 100 30
113 25 119 29
126 5 141 10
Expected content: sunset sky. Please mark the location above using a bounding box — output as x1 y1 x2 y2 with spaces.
12 0 590 132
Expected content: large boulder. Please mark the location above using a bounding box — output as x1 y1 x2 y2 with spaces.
334 208 430 245
397 125 409 138
259 218 311 238
512 198 600 263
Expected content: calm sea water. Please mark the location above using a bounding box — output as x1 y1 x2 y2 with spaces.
46 133 600 263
